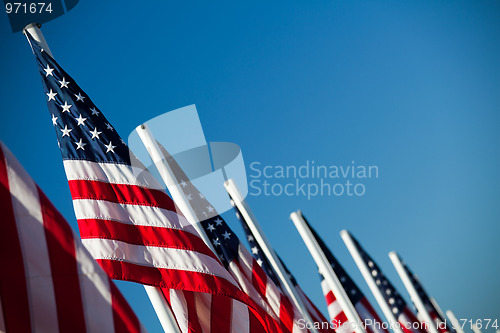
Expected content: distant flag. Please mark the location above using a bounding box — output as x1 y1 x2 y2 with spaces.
300 216 389 333
389 252 454 333
232 200 335 333
154 141 308 333
0 142 144 332
340 231 426 333
25 31 277 333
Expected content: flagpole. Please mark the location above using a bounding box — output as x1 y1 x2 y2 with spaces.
135 124 216 253
290 212 366 333
445 310 465 333
22 25 180 333
340 230 404 333
23 23 53 57
388 251 439 333
144 286 182 333
224 180 320 333
472 324 482 333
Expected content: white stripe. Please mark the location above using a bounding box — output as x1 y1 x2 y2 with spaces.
83 238 238 286
169 290 189 333
64 159 165 190
231 300 249 333
194 293 211 333
5 148 59 333
75 241 115 333
73 199 194 231
265 280 281 319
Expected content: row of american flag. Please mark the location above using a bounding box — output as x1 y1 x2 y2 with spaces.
0 27 474 333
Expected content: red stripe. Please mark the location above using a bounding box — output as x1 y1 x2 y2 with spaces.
78 218 218 261
38 188 87 333
110 282 142 333
211 294 232 333
184 291 203 333
97 259 249 304
251 259 268 300
325 290 336 306
278 295 294 333
68 179 177 211
0 145 33 333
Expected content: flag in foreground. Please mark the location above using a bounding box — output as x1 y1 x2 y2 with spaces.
26 30 287 333
0 142 145 333
300 215 389 333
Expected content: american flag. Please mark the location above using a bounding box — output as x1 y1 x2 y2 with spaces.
0 142 145 333
400 260 454 333
231 201 335 333
347 235 426 333
300 215 390 333
26 31 276 332
155 142 308 333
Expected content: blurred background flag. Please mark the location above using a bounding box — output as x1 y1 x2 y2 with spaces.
0 141 144 333
230 195 335 333
292 212 389 333
389 252 455 333
340 231 426 333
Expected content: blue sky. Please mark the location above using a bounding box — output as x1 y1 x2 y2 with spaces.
1 1 499 332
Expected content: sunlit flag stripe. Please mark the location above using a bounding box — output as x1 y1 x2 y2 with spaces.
0 142 144 333
27 30 274 331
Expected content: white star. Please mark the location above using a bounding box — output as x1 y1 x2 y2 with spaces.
368 261 374 268
213 238 221 247
61 101 72 113
392 307 398 314
186 193 192 200
251 247 259 254
199 193 205 199
207 206 215 213
386 289 392 295
75 138 87 150
371 270 378 277
207 224 215 232
214 218 223 226
91 107 100 116
59 77 70 88
105 141 116 153
350 289 357 295
75 114 87 126
74 92 85 102
389 298 395 305
43 64 54 76
222 231 231 239
247 235 254 242
90 127 102 139
257 259 263 266
60 125 72 137
180 180 187 187
376 279 381 285
46 89 57 101
51 114 58 125
106 123 114 131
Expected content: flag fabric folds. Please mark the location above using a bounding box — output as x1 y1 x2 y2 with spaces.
155 142 307 333
0 142 145 333
400 260 454 333
346 235 425 333
301 216 389 333
232 202 335 333
27 31 294 333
